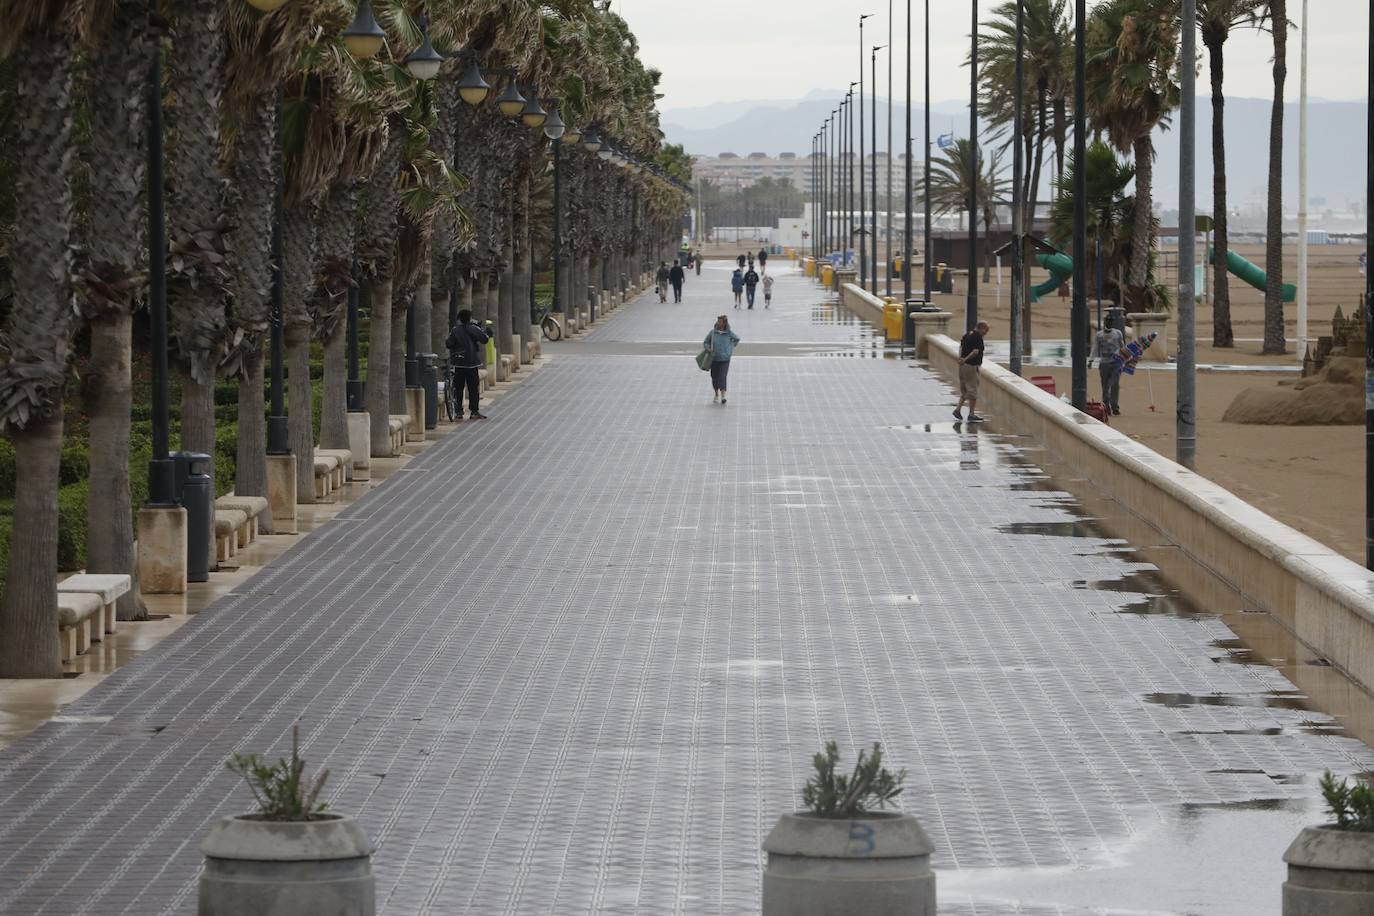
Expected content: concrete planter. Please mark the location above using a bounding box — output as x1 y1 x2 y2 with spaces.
199 814 375 916
1126 311 1170 361
1283 825 1374 915
762 812 935 916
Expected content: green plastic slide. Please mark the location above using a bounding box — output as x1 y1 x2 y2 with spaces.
1031 252 1073 303
1208 247 1296 302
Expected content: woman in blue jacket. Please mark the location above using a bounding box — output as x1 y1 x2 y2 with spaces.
730 268 745 308
704 316 741 404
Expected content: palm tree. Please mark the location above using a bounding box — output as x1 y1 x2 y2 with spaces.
1085 0 1180 311
0 1 78 677
1198 1 1265 347
919 136 1010 282
76 0 152 621
1049 140 1140 306
1262 0 1288 354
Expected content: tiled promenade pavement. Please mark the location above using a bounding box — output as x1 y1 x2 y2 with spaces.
2 263 1373 915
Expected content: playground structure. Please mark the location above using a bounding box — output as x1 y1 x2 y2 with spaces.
1027 247 1297 304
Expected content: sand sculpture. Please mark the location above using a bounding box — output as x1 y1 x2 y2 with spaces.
1222 302 1365 426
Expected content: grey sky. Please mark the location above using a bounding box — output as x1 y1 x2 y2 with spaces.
612 0 1368 118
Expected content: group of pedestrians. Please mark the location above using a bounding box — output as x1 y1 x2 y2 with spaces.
729 249 773 309
656 259 687 303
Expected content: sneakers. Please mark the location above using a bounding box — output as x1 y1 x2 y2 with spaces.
952 408 963 419
470 412 489 420
713 394 719 403
721 398 727 405
968 413 986 423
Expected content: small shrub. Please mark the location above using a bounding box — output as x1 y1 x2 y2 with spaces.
0 439 15 498
59 442 89 487
802 741 906 819
226 725 331 821
1321 771 1374 831
56 481 88 571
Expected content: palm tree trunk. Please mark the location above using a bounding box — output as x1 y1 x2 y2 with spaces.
287 322 314 504
84 313 148 621
430 285 450 356
1128 136 1154 309
389 288 407 415
0 413 65 677
236 342 270 533
1052 97 1067 184
319 328 349 450
367 278 394 456
1262 0 1288 355
1208 32 1234 347
180 371 217 572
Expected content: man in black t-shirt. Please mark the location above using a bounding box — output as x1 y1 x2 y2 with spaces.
954 320 989 423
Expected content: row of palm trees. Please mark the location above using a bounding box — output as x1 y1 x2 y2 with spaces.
934 0 1287 352
0 0 689 677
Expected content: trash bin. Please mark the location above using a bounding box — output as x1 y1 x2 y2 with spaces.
421 354 439 430
893 255 904 278
883 302 905 343
171 451 212 583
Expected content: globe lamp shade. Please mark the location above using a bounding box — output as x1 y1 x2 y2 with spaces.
342 0 386 60
456 59 490 106
404 35 443 81
496 83 527 119
542 107 565 140
581 133 601 153
560 126 583 145
520 96 548 129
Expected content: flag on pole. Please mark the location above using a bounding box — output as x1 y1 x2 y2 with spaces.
936 132 955 150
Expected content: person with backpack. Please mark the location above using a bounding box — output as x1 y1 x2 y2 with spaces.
730 267 745 308
669 259 686 303
445 308 491 420
655 261 670 302
704 315 741 404
743 265 760 309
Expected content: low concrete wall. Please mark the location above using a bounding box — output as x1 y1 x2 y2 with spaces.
840 282 886 327
926 333 1374 695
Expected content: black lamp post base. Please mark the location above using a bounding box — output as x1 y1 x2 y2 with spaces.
346 380 365 412
404 357 421 389
267 415 290 456
146 457 178 508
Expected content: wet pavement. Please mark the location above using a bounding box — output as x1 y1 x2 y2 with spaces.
0 263 1371 915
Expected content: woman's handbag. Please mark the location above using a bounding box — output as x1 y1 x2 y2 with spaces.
695 347 713 371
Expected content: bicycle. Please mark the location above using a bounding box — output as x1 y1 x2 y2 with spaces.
441 362 461 422
533 305 563 341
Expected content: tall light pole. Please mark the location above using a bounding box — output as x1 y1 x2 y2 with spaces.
1071 0 1088 410
859 12 870 285
1365 0 1372 569
849 84 858 262
1178 0 1197 467
886 0 894 297
923 0 932 300
903 0 913 301
872 44 885 296
1010 0 1024 378
145 0 175 506
1297 0 1309 362
966 0 978 332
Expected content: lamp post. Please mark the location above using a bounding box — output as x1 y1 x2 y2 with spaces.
923 0 932 300
267 86 289 456
848 85 857 263
545 101 568 320
1365 0 1372 569
1071 0 1088 410
145 0 175 505
1178 0 1197 467
903 0 912 301
859 14 871 287
871 44 884 296
1010 0 1024 378
886 0 894 297
346 258 364 411
966 0 978 333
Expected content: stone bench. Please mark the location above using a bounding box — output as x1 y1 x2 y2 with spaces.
312 455 340 500
315 448 354 484
214 509 247 562
387 415 410 453
57 592 102 661
214 495 269 546
56 573 128 648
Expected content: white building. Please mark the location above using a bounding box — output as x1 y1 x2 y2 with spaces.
693 152 919 199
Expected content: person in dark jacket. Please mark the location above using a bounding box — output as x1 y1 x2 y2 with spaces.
445 308 491 420
668 260 686 302
730 268 745 308
655 261 670 302
758 247 768 271
743 266 760 308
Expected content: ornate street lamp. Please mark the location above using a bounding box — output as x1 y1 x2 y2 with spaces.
541 101 565 141
342 0 385 60
244 0 287 10
403 17 443 81
581 131 602 153
561 123 583 145
456 57 490 105
495 79 526 118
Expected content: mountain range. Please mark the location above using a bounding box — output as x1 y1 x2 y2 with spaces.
662 91 1367 215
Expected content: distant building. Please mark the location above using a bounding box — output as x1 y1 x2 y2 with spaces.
692 152 918 197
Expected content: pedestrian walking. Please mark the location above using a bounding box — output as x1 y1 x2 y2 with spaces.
758 247 768 271
704 315 741 404
445 308 491 420
695 251 702 275
731 268 745 308
669 259 685 303
953 320 989 423
1092 323 1126 416
762 272 774 308
743 265 760 309
737 253 747 270
655 261 670 303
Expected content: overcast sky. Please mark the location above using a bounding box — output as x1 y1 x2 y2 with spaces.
612 0 1369 118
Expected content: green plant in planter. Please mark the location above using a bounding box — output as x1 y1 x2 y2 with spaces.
802 741 907 818
1320 771 1374 831
226 726 331 821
